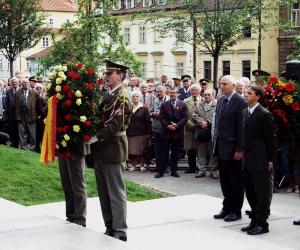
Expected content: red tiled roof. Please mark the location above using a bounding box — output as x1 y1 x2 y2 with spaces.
27 47 53 60
41 0 77 12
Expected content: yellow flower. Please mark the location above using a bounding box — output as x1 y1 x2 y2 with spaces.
56 78 63 85
73 125 80 133
64 134 70 141
56 93 63 100
75 90 82 97
283 95 293 105
61 140 67 147
80 116 87 122
76 98 82 106
55 85 61 92
278 80 286 88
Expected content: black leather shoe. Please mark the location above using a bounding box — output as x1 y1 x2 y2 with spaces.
155 173 164 178
66 218 73 223
241 222 256 232
224 213 241 222
104 227 113 236
247 226 269 235
111 231 127 242
171 172 180 177
185 169 197 174
293 219 300 225
214 209 230 219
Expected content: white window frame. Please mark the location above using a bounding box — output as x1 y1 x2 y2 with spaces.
291 3 300 27
176 62 184 77
26 60 31 71
141 62 147 78
153 28 161 42
125 0 134 9
222 60 231 76
139 26 146 43
157 0 166 5
124 27 131 44
42 37 49 47
143 0 152 7
154 60 162 79
203 60 212 81
49 18 54 25
242 60 251 79
0 58 3 71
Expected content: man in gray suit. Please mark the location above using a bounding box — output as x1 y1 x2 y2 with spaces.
213 75 246 222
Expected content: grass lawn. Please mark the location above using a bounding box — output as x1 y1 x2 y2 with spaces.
0 145 168 206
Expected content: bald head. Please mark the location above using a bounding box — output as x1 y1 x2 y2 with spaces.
220 75 236 96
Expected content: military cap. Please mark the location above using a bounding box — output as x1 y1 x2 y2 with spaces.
29 76 39 82
199 78 209 85
172 75 181 80
252 69 271 77
104 59 129 73
181 74 192 81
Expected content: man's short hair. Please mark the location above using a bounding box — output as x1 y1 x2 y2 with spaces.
190 84 201 91
156 85 166 92
249 85 264 101
221 75 237 85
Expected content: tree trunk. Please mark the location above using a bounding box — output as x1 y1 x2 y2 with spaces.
212 55 219 90
9 58 14 78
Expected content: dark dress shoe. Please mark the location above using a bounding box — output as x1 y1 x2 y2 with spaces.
171 172 180 177
241 222 256 232
214 209 230 219
293 219 300 225
185 169 197 174
104 227 113 236
155 173 164 178
247 226 269 235
224 213 241 222
112 231 127 242
66 218 73 223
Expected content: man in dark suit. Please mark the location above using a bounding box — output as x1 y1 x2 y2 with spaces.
241 85 275 235
5 77 19 148
178 75 192 101
155 86 188 178
213 75 246 222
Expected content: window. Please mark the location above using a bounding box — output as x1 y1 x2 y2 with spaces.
222 61 230 75
0 58 3 70
125 0 134 8
176 62 184 77
141 62 147 78
49 18 54 25
153 28 161 42
243 25 251 38
242 60 251 79
26 60 30 71
42 37 49 47
291 2 300 27
124 27 130 44
139 26 146 43
154 61 162 79
157 0 166 4
203 61 212 81
143 0 152 7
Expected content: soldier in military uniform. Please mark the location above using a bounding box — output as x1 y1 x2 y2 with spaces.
91 60 133 242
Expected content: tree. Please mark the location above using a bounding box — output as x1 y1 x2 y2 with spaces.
40 0 141 76
0 0 49 77
287 36 300 60
145 0 293 88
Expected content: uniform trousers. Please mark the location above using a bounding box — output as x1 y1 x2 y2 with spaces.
58 155 87 226
244 169 273 228
94 160 127 234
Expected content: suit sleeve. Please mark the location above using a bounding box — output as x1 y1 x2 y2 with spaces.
236 99 246 152
175 103 188 129
262 111 275 162
144 107 152 135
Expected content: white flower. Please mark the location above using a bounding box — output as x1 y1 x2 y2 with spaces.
73 125 80 133
55 85 61 92
56 78 63 85
63 65 67 72
61 140 67 147
80 116 87 122
75 90 82 97
46 83 52 90
56 93 63 100
64 134 70 141
76 98 82 106
58 72 66 78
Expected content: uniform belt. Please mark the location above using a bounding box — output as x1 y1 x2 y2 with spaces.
116 131 126 136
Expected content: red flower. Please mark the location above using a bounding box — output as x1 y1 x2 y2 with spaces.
84 120 92 127
64 152 72 159
86 83 94 90
63 125 70 132
86 68 94 75
67 71 80 79
83 134 92 142
77 63 84 70
56 127 64 133
285 82 296 92
274 109 286 118
65 99 72 108
67 91 73 98
97 79 103 86
269 76 278 84
292 101 300 111
64 114 72 121
63 85 71 93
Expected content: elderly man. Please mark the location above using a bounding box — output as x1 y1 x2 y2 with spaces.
155 74 169 88
126 75 139 95
5 77 19 148
15 78 42 150
172 75 182 88
29 76 39 90
178 75 192 100
184 84 202 173
213 75 246 222
193 89 217 178
140 82 155 113
199 79 209 98
236 79 245 96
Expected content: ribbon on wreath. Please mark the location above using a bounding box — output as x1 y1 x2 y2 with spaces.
40 95 57 163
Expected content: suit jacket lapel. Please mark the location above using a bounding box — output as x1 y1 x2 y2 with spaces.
220 94 236 120
245 104 261 127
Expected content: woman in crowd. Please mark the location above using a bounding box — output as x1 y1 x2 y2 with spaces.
127 90 151 172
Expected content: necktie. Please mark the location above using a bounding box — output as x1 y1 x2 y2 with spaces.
221 98 229 114
143 94 146 105
246 109 251 122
